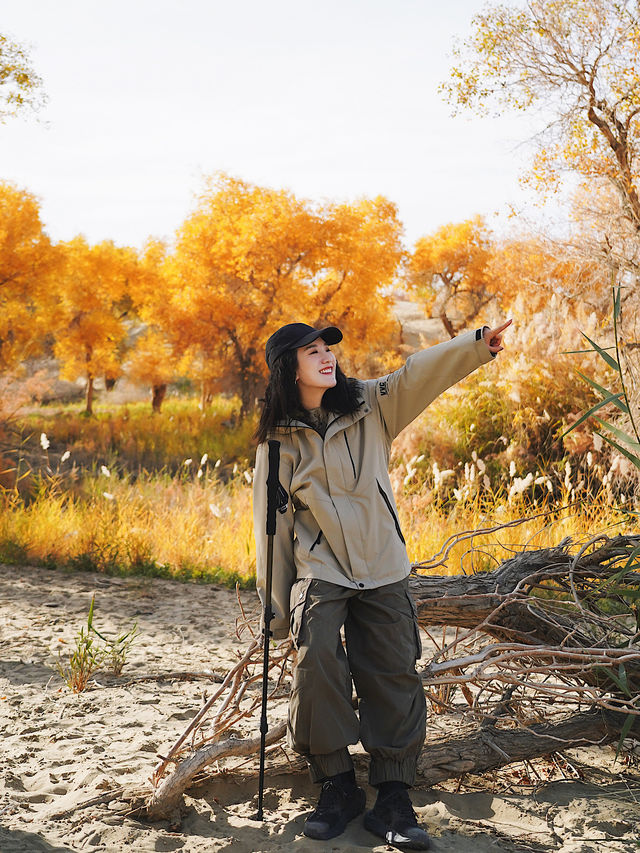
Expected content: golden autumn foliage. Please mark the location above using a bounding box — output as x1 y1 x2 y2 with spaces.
0 176 403 417
488 235 609 320
443 0 640 238
408 216 498 337
307 196 404 376
126 240 180 412
53 238 139 414
408 216 611 332
0 182 57 371
127 329 180 413
164 174 404 416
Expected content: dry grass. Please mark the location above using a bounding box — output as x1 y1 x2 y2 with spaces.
2 328 637 587
0 462 632 587
0 469 256 586
399 489 630 576
15 397 256 475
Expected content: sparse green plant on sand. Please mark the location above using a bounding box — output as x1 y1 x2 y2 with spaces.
91 619 138 676
57 593 139 691
56 594 104 693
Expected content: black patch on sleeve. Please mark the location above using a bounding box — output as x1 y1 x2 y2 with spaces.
379 379 389 396
277 483 289 514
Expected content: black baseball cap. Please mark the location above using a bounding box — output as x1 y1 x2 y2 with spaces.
265 323 342 371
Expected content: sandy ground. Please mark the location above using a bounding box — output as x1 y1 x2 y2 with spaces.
1 564 639 853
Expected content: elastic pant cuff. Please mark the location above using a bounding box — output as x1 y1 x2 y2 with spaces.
369 758 417 788
308 748 353 783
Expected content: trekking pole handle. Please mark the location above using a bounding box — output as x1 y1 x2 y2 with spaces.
266 440 280 536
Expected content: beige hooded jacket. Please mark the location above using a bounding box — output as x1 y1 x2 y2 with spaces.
253 327 495 639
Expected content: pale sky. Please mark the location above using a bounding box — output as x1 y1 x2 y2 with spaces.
0 0 558 250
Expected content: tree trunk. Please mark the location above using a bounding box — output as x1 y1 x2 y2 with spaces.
439 311 457 339
417 709 626 786
151 383 167 413
200 380 214 410
239 382 252 422
85 376 94 415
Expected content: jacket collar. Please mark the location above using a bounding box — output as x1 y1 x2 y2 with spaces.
277 398 371 438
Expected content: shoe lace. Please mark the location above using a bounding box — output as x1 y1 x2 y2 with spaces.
313 780 348 817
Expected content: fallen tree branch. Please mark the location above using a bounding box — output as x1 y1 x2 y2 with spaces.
146 721 287 821
142 534 640 824
151 638 261 785
417 709 626 786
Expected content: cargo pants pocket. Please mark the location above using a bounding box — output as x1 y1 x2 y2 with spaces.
404 589 423 660
289 578 313 649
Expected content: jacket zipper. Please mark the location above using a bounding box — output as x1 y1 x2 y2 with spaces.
344 433 356 477
310 530 323 551
376 480 406 545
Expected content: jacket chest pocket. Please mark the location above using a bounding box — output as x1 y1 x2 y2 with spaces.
343 433 357 479
334 430 373 490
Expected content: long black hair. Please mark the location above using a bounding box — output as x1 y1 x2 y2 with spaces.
254 348 363 444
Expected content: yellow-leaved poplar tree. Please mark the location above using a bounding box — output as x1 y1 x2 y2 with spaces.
53 238 139 414
126 240 181 413
0 182 57 373
408 216 497 338
443 0 640 269
165 175 405 416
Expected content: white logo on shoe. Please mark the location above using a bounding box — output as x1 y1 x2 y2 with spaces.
386 831 412 843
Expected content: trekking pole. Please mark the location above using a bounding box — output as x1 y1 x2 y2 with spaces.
255 438 280 821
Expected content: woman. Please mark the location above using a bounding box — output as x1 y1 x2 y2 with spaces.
253 319 510 848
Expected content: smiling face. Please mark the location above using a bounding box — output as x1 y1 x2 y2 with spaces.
295 336 337 410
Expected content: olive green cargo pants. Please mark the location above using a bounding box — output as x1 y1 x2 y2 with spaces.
288 576 426 786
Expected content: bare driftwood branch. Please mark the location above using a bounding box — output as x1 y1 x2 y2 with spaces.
417 709 625 786
142 534 640 823
146 722 287 821
410 535 640 701
150 638 262 785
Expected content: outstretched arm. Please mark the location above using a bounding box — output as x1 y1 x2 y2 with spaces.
374 326 500 441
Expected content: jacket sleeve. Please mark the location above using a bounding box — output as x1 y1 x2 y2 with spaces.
374 327 495 441
253 441 296 641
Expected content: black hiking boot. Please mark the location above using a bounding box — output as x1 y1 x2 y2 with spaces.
364 784 431 850
303 770 366 841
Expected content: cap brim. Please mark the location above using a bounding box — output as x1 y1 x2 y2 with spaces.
296 326 343 349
